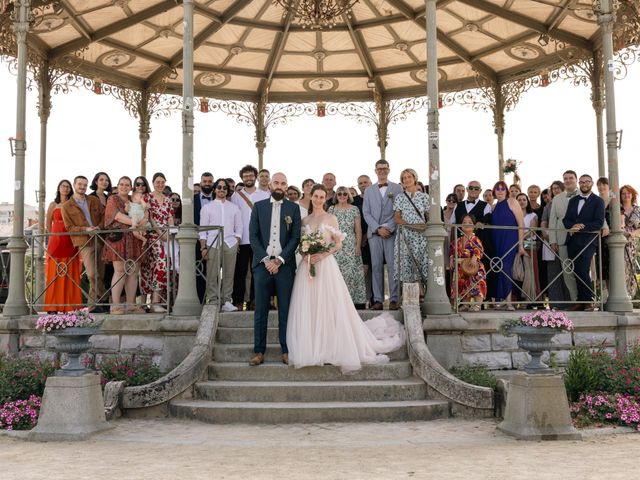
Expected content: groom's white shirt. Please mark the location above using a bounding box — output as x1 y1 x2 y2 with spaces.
263 197 285 264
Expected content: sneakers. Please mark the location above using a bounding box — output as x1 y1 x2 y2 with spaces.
221 301 238 312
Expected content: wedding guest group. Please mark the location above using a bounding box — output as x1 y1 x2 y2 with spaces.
41 159 635 316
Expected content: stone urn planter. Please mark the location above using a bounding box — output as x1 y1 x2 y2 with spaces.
51 327 100 377
509 325 557 374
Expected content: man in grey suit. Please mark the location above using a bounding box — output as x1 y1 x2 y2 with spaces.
363 159 404 310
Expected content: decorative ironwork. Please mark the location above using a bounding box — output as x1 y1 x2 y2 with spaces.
273 0 359 30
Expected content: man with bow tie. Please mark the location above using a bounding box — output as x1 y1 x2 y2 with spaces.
548 170 580 305
363 159 404 310
562 174 605 310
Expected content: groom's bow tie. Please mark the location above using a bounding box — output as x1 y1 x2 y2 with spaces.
378 183 388 188
466 200 476 204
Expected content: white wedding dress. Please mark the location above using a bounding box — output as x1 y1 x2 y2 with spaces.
287 223 405 373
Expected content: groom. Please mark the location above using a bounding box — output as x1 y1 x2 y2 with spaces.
249 172 301 366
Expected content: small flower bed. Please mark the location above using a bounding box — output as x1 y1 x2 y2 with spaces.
95 355 162 387
0 353 54 404
35 308 98 332
501 311 574 335
571 393 640 431
0 395 42 431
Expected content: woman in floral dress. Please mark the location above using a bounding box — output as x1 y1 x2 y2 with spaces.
450 214 487 311
393 168 429 285
141 172 175 312
621 185 640 298
328 186 367 308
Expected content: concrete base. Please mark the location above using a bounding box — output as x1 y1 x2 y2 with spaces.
498 372 581 441
29 374 112 441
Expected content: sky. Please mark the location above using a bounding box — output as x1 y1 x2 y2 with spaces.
0 60 639 209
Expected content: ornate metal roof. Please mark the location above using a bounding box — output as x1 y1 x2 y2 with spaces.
1 0 638 102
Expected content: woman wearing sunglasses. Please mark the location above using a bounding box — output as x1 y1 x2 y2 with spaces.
491 180 526 310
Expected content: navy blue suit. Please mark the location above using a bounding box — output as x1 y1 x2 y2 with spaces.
562 193 605 302
249 198 301 354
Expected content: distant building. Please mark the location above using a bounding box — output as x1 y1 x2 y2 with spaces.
0 202 38 237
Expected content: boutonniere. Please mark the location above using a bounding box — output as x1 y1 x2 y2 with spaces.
284 215 292 231
387 192 395 199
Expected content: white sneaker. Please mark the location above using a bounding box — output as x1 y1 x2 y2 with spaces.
221 302 238 312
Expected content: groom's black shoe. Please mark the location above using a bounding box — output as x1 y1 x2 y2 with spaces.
389 301 400 311
281 353 289 365
249 353 264 366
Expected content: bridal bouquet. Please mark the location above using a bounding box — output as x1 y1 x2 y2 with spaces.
298 231 334 278
502 158 519 175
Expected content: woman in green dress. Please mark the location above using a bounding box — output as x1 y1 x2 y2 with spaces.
328 186 367 308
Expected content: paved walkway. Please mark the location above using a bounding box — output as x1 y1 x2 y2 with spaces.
1 418 638 479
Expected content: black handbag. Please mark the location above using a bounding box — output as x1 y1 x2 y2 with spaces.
106 231 123 242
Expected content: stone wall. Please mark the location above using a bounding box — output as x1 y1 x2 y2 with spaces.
0 314 200 372
424 311 640 371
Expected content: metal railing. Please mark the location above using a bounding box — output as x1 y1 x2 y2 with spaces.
0 226 223 314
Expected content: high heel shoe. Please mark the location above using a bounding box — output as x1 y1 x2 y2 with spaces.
150 305 166 313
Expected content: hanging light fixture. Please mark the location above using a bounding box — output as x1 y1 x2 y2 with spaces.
540 72 550 87
200 98 209 113
93 81 103 95
316 101 326 117
273 0 360 30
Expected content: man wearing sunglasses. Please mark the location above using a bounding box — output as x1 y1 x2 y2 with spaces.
200 178 242 312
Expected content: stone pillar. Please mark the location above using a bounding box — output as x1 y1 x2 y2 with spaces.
599 0 632 312
423 0 451 315
35 62 52 307
377 97 388 160
493 85 505 182
139 90 151 178
255 98 266 171
591 52 606 178
3 0 31 317
172 0 201 316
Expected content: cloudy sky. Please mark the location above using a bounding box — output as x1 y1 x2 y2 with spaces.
0 60 638 209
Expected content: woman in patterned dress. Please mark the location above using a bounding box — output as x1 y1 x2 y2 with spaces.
621 185 640 298
141 172 175 312
328 186 367 308
393 168 429 287
102 176 145 314
450 214 487 311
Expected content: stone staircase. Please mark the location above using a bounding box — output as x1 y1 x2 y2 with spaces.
169 310 451 423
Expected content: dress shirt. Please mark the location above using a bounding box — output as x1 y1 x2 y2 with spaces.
263 197 284 264
231 188 271 245
75 196 93 227
199 199 242 248
464 198 492 216
379 184 388 197
577 192 591 215
199 193 214 208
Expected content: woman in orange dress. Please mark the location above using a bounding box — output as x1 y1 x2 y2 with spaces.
44 180 82 312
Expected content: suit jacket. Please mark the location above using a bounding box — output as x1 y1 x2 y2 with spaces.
60 195 104 248
454 199 491 225
352 195 368 237
194 193 214 226
363 181 403 239
548 191 577 246
562 193 605 250
249 198 302 269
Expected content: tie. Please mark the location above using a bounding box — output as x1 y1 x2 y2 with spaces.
580 195 589 200
378 183 388 188
466 200 475 204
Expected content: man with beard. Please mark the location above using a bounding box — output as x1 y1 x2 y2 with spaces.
563 174 604 310
231 165 271 310
194 172 215 302
248 173 301 366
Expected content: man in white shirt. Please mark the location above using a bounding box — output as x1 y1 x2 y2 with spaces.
231 165 271 309
258 168 271 193
200 178 243 312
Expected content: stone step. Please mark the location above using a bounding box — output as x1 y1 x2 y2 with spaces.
217 327 280 344
169 399 450 424
218 310 403 328
208 361 413 381
213 344 408 363
194 378 427 403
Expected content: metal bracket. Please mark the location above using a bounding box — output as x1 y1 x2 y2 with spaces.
8 137 16 157
616 129 623 150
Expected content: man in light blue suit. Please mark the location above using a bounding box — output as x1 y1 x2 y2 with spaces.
363 159 404 310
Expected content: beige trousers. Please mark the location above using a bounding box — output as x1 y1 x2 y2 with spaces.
205 242 238 304
79 243 105 306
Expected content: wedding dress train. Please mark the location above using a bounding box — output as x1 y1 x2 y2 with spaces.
286 224 405 373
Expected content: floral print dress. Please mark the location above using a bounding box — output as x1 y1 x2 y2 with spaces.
450 235 487 299
328 206 367 304
141 193 174 296
393 191 429 282
623 205 640 298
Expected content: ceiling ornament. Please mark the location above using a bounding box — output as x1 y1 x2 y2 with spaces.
98 50 135 69
273 0 360 30
411 68 447 84
304 77 338 91
197 72 230 88
507 44 543 61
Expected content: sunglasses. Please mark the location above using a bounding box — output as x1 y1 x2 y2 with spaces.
171 197 181 202
336 192 349 197
467 186 481 191
135 182 146 187
446 199 457 203
216 185 228 190
495 187 507 192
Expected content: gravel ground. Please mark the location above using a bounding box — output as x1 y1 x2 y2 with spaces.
0 418 637 480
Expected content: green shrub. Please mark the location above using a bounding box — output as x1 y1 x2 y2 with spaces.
96 355 162 387
564 347 599 402
0 353 55 403
450 364 497 390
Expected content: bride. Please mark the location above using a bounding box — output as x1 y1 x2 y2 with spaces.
287 184 405 372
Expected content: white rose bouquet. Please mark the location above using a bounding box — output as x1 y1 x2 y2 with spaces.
297 231 334 278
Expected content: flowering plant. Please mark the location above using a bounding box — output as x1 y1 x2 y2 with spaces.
502 158 519 174
501 311 574 335
0 395 41 431
297 230 334 278
571 393 640 431
35 308 98 332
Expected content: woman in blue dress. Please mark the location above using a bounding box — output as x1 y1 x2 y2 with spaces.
490 180 526 309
